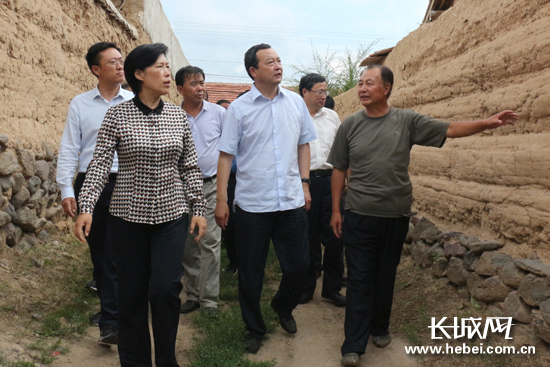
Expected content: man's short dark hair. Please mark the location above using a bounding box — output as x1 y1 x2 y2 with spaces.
124 43 168 95
175 66 205 87
216 99 230 105
86 42 121 77
244 43 271 80
324 95 335 110
364 64 394 99
298 73 326 97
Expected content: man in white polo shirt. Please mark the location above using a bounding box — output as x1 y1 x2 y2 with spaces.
176 66 226 317
57 42 133 345
298 73 345 307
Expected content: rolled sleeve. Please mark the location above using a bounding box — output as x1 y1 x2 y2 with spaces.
327 123 349 170
217 104 241 155
298 99 317 145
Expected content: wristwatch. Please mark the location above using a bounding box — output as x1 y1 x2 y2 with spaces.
301 178 310 184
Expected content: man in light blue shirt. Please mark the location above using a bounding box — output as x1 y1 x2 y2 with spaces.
176 66 226 317
215 43 317 354
57 42 133 345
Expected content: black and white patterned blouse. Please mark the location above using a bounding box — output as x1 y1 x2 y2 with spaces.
78 97 207 224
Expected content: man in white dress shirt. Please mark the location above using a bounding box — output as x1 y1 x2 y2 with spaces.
57 42 133 345
215 43 317 354
298 73 345 307
176 66 226 317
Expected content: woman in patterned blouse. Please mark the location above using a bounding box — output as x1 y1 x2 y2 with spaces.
75 43 207 367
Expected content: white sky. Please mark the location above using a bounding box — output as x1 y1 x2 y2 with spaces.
158 0 429 83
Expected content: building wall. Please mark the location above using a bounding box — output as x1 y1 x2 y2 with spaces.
0 0 185 150
335 0 550 251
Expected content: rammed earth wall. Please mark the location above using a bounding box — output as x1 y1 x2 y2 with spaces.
334 0 550 252
0 0 184 150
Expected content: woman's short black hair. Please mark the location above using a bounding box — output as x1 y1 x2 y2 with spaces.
124 43 168 95
86 42 121 77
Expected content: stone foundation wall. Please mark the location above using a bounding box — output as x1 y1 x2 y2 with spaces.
407 216 550 344
0 134 66 253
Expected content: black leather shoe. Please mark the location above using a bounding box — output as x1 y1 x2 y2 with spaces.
322 292 346 307
244 335 262 353
271 302 297 334
180 300 200 314
98 325 118 345
299 293 313 304
89 311 101 326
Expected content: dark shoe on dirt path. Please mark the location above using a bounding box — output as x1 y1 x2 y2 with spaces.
98 325 118 345
271 301 297 334
89 311 101 326
180 300 200 314
244 334 262 354
372 333 392 348
341 352 360 366
322 292 346 307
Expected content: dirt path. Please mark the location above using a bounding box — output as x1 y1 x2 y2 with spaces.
50 318 196 367
51 281 418 367
248 285 418 367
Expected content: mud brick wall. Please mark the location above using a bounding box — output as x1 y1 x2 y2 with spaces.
334 0 550 252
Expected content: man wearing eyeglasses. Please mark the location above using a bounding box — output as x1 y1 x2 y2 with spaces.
57 42 133 345
298 73 345 308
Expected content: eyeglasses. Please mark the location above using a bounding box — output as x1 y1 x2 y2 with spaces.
309 89 329 96
101 58 125 67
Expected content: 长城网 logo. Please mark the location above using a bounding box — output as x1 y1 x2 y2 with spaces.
429 317 514 340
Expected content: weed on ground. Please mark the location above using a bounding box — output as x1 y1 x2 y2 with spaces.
0 232 98 366
185 244 281 367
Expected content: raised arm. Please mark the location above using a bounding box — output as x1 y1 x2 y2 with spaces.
446 110 518 138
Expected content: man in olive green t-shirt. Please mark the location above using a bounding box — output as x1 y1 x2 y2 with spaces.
328 64 518 367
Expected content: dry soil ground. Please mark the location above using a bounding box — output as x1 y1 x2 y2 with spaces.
50 279 417 367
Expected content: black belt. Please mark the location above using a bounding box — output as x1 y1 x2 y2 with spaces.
78 172 117 183
203 174 217 183
310 169 332 178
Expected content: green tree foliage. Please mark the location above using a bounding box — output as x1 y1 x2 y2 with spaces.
286 41 378 97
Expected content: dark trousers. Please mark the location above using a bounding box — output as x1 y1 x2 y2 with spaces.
235 206 309 338
222 173 237 267
305 174 343 296
111 215 188 367
341 211 409 355
74 173 117 329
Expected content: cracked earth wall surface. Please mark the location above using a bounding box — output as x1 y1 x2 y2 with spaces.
335 0 550 253
0 0 182 151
